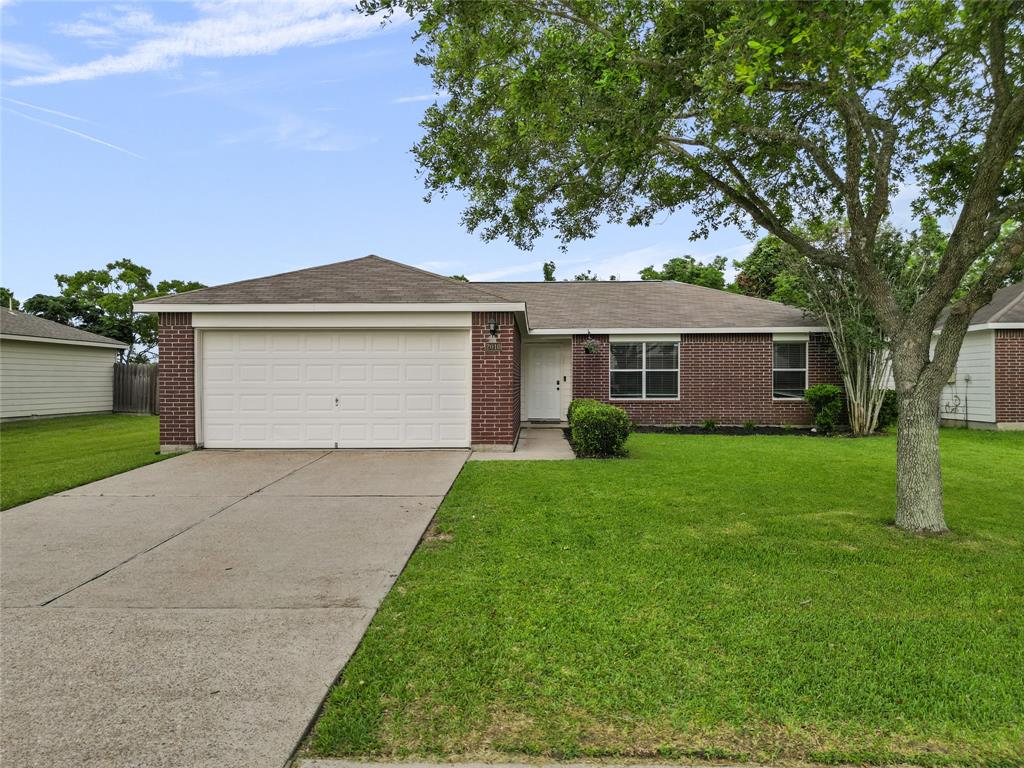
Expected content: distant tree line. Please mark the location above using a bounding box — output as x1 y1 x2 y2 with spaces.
2 258 204 363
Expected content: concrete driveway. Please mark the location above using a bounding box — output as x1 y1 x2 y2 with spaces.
0 449 467 768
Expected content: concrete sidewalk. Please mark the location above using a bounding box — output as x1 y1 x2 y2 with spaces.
1 449 467 768
470 426 575 460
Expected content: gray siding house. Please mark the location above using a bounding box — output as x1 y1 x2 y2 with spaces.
0 309 127 420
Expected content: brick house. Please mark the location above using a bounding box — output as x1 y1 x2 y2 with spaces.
133 256 1022 453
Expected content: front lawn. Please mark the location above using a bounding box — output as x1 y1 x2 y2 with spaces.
0 413 168 509
311 429 1024 767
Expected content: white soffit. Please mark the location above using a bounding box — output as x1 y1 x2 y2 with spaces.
773 332 810 342
191 311 472 329
609 333 681 342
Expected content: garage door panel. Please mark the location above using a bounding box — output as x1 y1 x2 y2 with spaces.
438 333 470 353
238 395 268 413
339 364 367 381
202 329 470 449
405 364 435 382
306 395 335 413
371 394 401 414
304 334 335 352
438 394 467 412
305 364 333 382
406 394 433 412
239 335 268 351
438 364 467 382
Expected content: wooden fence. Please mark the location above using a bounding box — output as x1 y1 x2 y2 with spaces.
113 363 159 414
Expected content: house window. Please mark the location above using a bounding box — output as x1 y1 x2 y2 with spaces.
773 342 807 399
610 341 679 399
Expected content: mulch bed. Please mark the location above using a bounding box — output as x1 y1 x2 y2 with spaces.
633 424 848 437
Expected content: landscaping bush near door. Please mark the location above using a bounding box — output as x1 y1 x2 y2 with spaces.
804 383 844 434
568 398 630 457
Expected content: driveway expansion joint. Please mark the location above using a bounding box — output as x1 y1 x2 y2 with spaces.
39 451 332 607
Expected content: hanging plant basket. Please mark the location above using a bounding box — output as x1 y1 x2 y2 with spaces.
582 338 599 354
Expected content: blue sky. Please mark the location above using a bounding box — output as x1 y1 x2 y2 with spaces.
1 1 762 301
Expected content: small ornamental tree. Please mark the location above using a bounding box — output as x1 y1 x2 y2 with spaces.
362 0 1024 533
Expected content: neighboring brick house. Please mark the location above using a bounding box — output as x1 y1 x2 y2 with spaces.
936 281 1024 430
134 256 1017 453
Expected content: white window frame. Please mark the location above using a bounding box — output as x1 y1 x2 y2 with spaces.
609 340 680 401
772 341 808 401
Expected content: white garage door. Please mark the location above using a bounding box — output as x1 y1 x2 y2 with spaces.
201 329 471 448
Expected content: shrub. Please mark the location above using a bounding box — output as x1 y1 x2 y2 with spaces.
568 399 630 457
743 419 756 430
566 398 604 426
702 419 717 431
804 383 844 433
877 389 898 430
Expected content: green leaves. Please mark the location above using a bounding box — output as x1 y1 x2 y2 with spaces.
22 259 205 362
639 254 728 289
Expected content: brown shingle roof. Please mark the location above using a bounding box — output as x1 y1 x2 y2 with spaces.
0 309 126 347
969 281 1024 325
141 254 818 330
480 280 817 330
146 255 512 305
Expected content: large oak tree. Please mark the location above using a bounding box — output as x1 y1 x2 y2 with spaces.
366 0 1024 533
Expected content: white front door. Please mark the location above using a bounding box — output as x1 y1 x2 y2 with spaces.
201 329 471 448
526 344 565 420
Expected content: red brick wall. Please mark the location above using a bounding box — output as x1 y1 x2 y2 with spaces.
571 332 841 426
157 312 196 448
995 329 1024 423
471 312 521 445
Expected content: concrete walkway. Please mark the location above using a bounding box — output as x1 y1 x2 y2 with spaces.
470 426 575 461
0 449 467 768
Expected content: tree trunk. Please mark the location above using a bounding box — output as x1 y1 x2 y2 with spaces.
894 392 948 534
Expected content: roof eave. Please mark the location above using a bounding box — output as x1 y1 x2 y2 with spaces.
526 325 829 335
0 332 127 349
964 322 1024 332
134 301 528 314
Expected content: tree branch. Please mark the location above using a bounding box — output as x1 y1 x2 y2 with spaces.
659 138 841 266
914 87 1024 326
732 124 847 192
925 224 1024 393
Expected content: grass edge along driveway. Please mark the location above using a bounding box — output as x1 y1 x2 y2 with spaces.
310 429 1024 767
1 413 169 509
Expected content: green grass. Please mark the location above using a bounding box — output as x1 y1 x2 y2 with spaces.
311 429 1024 767
0 413 169 509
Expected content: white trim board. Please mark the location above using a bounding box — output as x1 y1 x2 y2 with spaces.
135 302 525 314
967 322 1024 331
190 311 472 330
530 326 828 335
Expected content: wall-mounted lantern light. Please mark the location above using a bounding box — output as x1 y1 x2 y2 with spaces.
486 318 500 339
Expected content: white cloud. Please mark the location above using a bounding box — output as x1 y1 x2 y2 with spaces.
222 114 371 153
11 1 401 86
391 93 442 104
1 41 59 74
55 8 161 43
3 108 143 159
